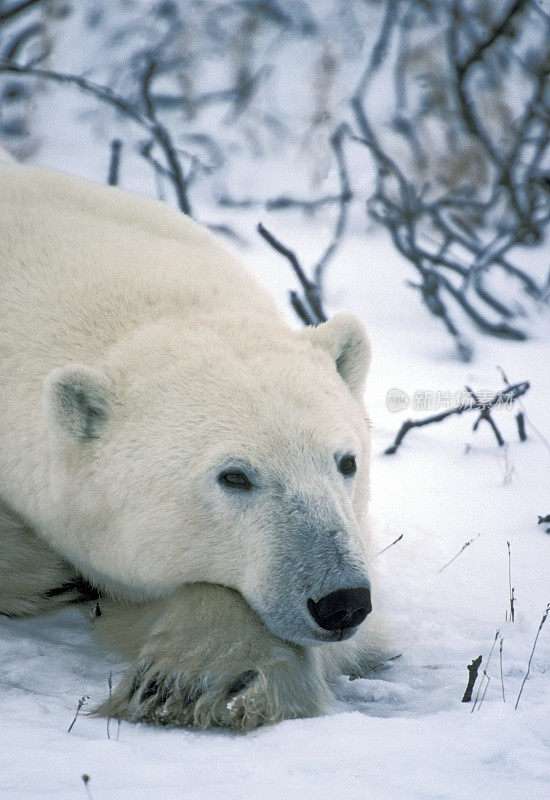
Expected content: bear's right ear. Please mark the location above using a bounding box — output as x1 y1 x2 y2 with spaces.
44 364 116 440
303 314 371 399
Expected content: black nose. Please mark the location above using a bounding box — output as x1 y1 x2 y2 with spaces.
307 587 372 632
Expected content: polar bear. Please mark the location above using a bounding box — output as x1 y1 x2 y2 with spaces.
0 160 385 730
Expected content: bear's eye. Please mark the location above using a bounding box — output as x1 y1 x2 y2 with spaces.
218 470 253 491
337 455 357 476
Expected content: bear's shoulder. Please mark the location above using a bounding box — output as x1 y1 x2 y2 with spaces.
0 162 212 250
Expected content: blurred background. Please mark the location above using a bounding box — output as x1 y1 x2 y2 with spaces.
1 0 549 359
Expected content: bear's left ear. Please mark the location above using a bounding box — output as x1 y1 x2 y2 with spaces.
303 314 371 398
44 364 116 440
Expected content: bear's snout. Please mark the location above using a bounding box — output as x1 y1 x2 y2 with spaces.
307 586 372 633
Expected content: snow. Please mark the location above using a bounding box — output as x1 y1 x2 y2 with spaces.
1 4 550 797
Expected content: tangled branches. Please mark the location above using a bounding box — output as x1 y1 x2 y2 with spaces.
257 1 550 355
0 0 278 217
352 0 550 359
0 59 199 213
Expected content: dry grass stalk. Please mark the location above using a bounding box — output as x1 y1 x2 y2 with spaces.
515 604 549 710
472 630 499 712
439 532 480 573
377 534 404 556
506 541 515 622
82 774 93 800
67 695 89 734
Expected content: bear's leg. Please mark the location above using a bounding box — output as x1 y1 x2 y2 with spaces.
0 502 90 616
93 583 330 731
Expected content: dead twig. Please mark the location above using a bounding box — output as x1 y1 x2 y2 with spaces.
81 774 93 800
107 670 112 740
377 533 404 556
499 636 505 702
506 541 515 622
385 381 530 454
107 139 122 187
497 367 550 453
466 386 504 447
439 532 480 572
349 652 403 680
218 192 344 213
67 695 89 733
515 604 549 710
472 630 500 711
462 655 482 702
257 222 327 325
515 412 527 442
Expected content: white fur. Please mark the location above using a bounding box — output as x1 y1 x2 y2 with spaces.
0 162 387 730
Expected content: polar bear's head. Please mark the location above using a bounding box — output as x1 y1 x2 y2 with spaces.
44 314 373 645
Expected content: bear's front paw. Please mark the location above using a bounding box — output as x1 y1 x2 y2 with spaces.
92 584 330 730
96 649 327 731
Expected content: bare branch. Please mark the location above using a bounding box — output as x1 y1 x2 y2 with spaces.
0 61 193 214
257 222 327 325
385 381 530 454
455 0 530 79
313 124 353 290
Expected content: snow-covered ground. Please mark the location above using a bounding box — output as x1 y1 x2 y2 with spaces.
1 216 548 799
1 3 550 793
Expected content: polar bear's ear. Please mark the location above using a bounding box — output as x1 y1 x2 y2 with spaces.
304 314 371 398
44 364 116 440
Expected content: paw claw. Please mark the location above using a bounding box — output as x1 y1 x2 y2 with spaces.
128 664 149 699
225 669 257 698
139 672 161 703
